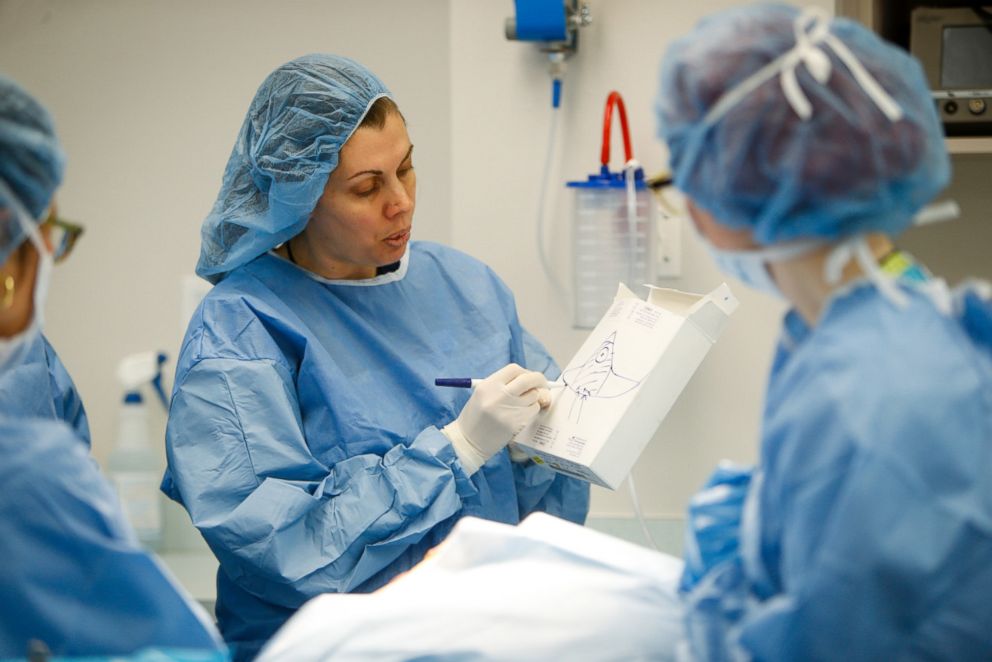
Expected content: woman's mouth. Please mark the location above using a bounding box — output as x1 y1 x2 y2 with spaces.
384 228 410 247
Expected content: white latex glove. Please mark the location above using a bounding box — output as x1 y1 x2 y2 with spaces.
443 364 551 475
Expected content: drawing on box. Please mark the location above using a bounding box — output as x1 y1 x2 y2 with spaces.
560 331 640 423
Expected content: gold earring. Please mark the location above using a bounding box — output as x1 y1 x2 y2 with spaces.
2 275 13 310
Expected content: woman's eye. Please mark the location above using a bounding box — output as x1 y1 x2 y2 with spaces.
398 165 414 177
355 184 379 197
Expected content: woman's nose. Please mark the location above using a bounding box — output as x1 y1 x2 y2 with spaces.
384 181 413 217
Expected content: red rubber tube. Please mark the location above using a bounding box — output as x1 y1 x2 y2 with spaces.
600 91 633 167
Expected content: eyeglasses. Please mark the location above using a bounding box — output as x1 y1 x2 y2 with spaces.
42 210 84 264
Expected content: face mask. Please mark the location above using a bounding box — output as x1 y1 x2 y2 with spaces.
0 219 52 373
705 240 822 300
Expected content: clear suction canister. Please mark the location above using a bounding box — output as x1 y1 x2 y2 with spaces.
568 92 655 329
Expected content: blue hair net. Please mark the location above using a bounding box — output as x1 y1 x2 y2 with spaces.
655 4 950 245
0 76 65 265
197 54 391 282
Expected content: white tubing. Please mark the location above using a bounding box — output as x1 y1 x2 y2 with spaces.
537 79 569 303
624 159 640 288
627 472 661 551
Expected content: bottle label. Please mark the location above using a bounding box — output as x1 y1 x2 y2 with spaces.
111 471 163 540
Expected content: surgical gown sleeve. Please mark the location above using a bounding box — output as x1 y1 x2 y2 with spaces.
166 356 478 608
0 418 223 658
680 463 753 593
511 328 590 524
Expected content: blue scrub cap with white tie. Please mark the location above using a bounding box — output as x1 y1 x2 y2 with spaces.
655 4 950 245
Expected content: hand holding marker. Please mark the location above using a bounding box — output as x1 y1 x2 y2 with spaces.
437 365 560 475
435 375 565 408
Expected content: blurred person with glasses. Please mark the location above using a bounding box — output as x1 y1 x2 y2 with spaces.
0 202 88 435
0 75 227 660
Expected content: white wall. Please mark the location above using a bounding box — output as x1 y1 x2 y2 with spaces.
450 0 832 518
900 154 992 284
0 0 452 467
3 0 986 529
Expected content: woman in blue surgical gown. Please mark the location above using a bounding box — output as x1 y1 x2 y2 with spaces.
161 53 589 660
0 76 225 659
655 5 992 660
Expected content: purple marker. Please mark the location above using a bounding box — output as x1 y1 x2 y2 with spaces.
434 378 481 389
434 378 564 389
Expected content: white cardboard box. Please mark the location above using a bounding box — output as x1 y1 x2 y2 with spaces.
513 282 738 489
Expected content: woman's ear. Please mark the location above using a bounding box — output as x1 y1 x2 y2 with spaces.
0 237 40 335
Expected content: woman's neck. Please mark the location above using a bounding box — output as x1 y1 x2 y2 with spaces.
772 233 893 327
275 235 377 280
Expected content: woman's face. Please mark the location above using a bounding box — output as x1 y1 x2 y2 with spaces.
300 111 416 279
685 197 758 251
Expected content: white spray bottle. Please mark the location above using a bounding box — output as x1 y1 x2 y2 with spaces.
107 351 169 551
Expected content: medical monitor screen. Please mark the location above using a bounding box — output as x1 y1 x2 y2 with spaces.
941 25 992 89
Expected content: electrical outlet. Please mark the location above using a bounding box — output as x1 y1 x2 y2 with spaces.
656 212 682 278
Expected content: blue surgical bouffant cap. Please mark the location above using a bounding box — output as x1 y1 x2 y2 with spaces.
655 4 950 245
197 54 391 282
0 76 65 265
